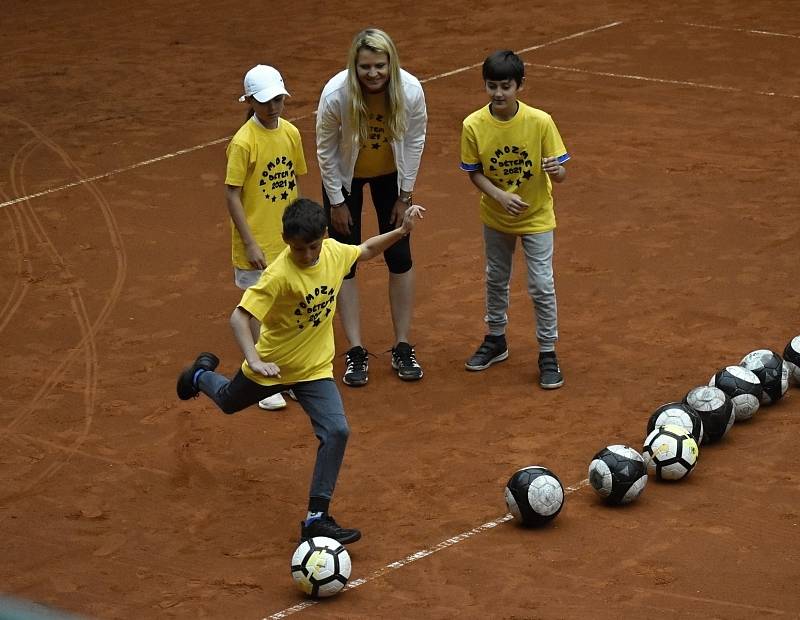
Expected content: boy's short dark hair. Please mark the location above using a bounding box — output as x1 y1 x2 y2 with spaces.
482 50 525 87
282 198 328 242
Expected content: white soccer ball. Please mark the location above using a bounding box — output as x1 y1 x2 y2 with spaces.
684 385 735 443
505 466 564 526
642 424 699 481
291 536 351 598
646 401 704 445
784 336 800 386
588 445 648 505
709 365 762 421
740 349 789 405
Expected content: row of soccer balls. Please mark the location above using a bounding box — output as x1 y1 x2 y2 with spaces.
505 340 800 525
287 340 800 599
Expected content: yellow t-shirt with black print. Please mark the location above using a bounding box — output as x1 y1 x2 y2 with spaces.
238 238 361 386
353 92 396 178
460 101 569 234
225 117 308 267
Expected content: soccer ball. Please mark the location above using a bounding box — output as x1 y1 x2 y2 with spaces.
784 336 800 385
588 445 648 505
683 385 735 443
642 424 699 481
646 401 704 445
291 536 351 598
709 366 762 422
505 466 564 526
740 349 789 405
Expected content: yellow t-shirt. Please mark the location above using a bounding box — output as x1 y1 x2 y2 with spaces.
225 117 308 267
353 92 396 178
460 101 569 234
238 238 361 385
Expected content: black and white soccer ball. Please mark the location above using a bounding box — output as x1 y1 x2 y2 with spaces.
291 536 351 598
784 336 800 386
646 401 704 445
683 385 735 443
709 366 762 422
740 349 789 405
505 466 564 526
588 445 648 505
642 424 699 481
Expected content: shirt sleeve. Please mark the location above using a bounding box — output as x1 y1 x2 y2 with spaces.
541 116 570 164
239 271 280 322
290 126 308 176
459 121 481 172
225 140 251 187
315 85 346 204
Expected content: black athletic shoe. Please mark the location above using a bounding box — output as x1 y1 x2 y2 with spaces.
176 352 220 400
538 351 564 389
391 342 423 381
300 514 362 545
343 346 369 387
465 335 508 371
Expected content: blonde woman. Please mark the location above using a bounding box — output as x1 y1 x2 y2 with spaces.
316 28 427 387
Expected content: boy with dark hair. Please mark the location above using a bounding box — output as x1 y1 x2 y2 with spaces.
177 197 424 544
460 50 570 389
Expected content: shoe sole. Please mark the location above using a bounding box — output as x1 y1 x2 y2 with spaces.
539 379 564 389
343 376 368 387
465 350 509 371
391 361 423 381
299 531 362 545
258 400 287 410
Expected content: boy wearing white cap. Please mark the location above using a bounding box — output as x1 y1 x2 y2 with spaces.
226 65 308 410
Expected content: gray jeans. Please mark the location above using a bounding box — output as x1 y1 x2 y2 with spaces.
197 371 349 500
483 225 558 350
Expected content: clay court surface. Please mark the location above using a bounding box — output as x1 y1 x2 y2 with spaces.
2 1 799 618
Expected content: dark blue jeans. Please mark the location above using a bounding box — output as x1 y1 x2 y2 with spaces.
197 370 349 500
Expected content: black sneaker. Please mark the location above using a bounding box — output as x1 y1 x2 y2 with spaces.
300 514 362 545
391 342 423 381
176 352 220 400
538 351 564 389
343 346 369 387
465 335 508 371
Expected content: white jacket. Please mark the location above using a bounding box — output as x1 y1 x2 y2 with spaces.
316 68 427 205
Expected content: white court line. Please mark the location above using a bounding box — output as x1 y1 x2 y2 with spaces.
526 62 800 100
0 22 622 211
657 19 800 39
265 478 591 620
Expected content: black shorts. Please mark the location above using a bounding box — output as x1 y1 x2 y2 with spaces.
322 171 412 279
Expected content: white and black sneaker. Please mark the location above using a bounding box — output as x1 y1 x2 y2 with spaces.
391 342 423 381
343 346 369 387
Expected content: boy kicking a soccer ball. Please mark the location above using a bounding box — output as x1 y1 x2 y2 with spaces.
177 198 424 544
460 50 570 389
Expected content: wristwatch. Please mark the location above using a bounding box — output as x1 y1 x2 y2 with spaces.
398 193 413 206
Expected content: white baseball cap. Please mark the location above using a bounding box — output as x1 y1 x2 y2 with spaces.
239 65 290 103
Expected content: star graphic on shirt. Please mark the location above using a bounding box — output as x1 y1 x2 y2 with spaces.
507 179 515 187
281 190 289 200
371 142 380 149
288 180 296 191
522 170 533 180
271 195 277 202
515 179 522 187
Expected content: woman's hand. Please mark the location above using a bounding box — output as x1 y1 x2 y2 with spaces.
329 203 352 235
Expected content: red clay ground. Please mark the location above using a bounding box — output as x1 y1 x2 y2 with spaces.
1 1 799 618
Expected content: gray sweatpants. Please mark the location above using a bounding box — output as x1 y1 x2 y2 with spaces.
483 225 558 351
197 371 349 501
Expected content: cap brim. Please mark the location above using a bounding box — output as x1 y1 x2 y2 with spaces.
250 87 290 103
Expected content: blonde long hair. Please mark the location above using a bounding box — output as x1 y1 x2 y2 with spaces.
346 28 407 145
